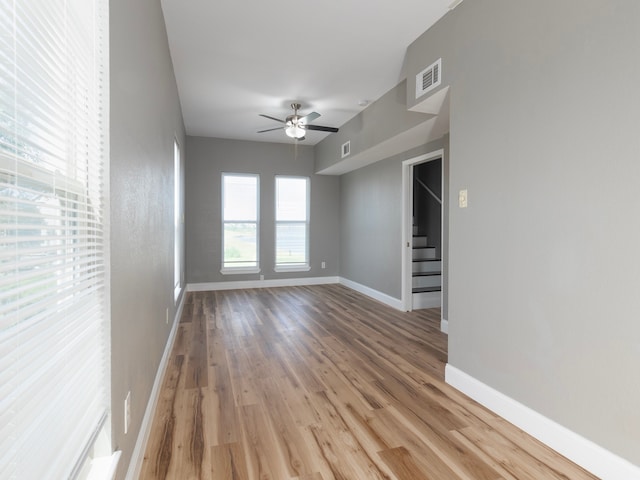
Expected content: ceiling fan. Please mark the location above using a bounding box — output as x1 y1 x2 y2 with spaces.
257 103 339 140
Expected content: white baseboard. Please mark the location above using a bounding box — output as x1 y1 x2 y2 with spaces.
187 277 402 314
440 318 448 334
445 364 640 480
187 276 339 292
125 292 186 480
339 277 404 311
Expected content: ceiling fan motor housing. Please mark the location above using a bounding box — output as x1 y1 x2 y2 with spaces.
285 114 300 126
257 102 338 139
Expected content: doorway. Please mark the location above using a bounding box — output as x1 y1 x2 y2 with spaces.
401 149 446 326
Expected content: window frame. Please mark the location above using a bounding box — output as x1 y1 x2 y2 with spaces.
173 138 183 301
0 0 115 477
220 173 261 274
274 175 311 272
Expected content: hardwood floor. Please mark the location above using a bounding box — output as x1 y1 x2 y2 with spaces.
139 284 597 480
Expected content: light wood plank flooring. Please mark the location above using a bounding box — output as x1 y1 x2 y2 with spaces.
139 284 597 480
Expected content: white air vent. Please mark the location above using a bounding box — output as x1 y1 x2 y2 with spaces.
416 58 442 99
341 141 351 158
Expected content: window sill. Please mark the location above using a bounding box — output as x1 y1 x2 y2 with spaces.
220 267 261 275
86 451 120 480
274 265 311 273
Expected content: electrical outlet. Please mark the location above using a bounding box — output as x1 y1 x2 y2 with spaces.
124 391 131 434
321 261 326 269
165 308 169 324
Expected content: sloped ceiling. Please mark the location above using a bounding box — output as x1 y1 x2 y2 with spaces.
160 0 454 145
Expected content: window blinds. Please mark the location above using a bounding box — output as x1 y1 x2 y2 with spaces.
275 176 309 267
0 0 109 478
222 174 259 270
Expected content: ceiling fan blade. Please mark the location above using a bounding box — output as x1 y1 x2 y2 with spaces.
305 124 339 133
299 111 320 124
257 126 284 133
259 113 285 123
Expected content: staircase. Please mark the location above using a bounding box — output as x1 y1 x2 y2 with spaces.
412 227 442 309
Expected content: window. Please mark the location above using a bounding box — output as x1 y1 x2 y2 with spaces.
0 0 114 478
222 174 259 272
275 176 310 271
174 139 182 300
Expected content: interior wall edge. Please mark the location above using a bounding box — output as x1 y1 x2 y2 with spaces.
445 364 640 480
186 276 340 292
338 277 404 311
123 293 186 480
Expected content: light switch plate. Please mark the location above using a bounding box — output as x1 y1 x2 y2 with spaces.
459 189 468 208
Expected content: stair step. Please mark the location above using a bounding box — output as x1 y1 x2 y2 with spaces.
413 259 441 273
412 286 442 293
412 235 428 247
412 289 441 308
412 271 441 277
412 273 441 289
412 246 437 260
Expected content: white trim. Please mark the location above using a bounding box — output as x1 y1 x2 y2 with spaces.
275 175 310 269
187 276 339 292
87 451 121 480
174 285 181 303
445 364 640 480
220 267 261 275
401 159 413 311
339 277 404 311
401 149 445 312
221 172 260 271
274 265 311 273
125 294 186 480
440 318 449 334
187 276 405 312
173 137 182 304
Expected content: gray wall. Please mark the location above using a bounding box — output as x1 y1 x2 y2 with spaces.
186 136 340 283
104 0 640 475
408 0 640 466
110 0 185 478
315 80 433 173
340 138 447 301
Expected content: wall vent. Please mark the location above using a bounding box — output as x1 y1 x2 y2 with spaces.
341 141 351 158
416 58 442 99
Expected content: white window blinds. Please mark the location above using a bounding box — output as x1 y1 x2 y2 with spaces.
275 176 309 268
0 0 110 478
222 173 259 271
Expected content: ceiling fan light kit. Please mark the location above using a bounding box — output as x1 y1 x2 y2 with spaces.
258 102 338 141
285 123 306 139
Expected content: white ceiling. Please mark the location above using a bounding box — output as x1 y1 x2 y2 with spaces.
160 0 453 145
